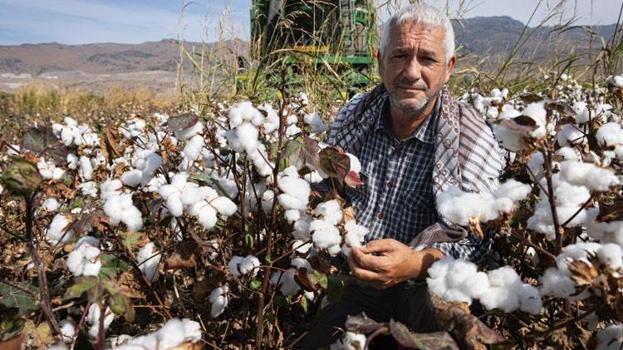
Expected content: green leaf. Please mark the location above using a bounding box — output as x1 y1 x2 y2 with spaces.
249 279 261 290
98 254 129 280
307 270 328 290
319 147 350 179
0 306 25 341
22 126 68 165
64 277 98 300
0 283 38 316
121 231 142 249
109 292 135 322
299 295 308 313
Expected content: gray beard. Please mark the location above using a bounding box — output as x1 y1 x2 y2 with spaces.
390 94 430 118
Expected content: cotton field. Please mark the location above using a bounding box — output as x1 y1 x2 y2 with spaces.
1 74 623 349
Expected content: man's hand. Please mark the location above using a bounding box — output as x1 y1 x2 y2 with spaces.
347 239 444 289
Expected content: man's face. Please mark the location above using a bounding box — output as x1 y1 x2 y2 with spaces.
379 20 456 118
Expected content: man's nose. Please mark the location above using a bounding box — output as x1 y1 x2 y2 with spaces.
403 57 422 81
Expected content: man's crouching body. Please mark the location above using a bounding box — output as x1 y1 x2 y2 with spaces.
301 3 504 349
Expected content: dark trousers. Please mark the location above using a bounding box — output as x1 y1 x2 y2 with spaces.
300 280 439 349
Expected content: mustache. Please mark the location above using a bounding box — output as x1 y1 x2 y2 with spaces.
396 79 427 90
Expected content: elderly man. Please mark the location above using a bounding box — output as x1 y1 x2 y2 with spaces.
301 3 504 349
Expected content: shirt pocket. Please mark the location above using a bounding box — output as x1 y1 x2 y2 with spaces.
398 188 437 233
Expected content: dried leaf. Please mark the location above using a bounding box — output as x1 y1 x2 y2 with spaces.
165 240 199 270
568 259 598 287
0 334 24 350
22 127 68 166
547 101 576 117
167 113 199 132
100 128 123 163
319 147 350 179
519 93 544 104
344 313 387 334
597 197 623 222
344 171 363 188
390 320 459 350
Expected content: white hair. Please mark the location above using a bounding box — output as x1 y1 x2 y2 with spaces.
379 3 455 63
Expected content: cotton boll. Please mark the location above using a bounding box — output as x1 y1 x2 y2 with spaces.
209 286 229 318
487 266 521 288
180 182 203 206
271 269 301 295
236 122 259 154
46 214 74 245
553 181 590 207
331 331 367 350
42 197 60 211
121 169 143 187
442 288 472 304
190 201 218 230
86 304 114 338
238 255 261 277
286 124 302 137
426 276 449 298
557 124 586 147
596 122 623 147
518 284 542 315
155 318 186 349
479 286 520 312
67 239 101 277
573 101 591 124
446 260 478 289
597 243 623 269
137 242 161 282
427 258 452 279
100 179 123 200
494 179 531 202
315 200 342 225
261 190 275 213
79 156 93 180
278 193 307 211
60 319 76 343
342 220 369 255
285 209 301 223
182 134 205 162
560 161 619 191
175 121 203 140
539 267 576 298
461 271 490 299
210 196 237 217
596 324 623 350
555 146 581 161
310 220 341 250
526 151 545 180
293 215 312 240
304 112 326 133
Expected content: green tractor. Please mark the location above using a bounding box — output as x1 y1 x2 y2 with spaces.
242 0 377 94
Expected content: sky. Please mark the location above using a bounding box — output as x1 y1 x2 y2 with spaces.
0 0 620 45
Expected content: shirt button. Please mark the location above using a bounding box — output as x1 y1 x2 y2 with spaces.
377 213 384 220
386 179 394 187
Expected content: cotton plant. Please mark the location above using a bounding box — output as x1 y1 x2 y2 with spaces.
101 179 143 232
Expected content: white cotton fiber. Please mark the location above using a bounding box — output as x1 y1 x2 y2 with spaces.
315 200 342 225
46 214 74 245
596 122 623 147
137 242 161 282
209 286 229 318
210 196 237 217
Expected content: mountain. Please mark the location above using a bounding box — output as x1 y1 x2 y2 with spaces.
0 16 617 93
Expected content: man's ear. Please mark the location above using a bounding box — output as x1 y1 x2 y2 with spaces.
444 55 456 84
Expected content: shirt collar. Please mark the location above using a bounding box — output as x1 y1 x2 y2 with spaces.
375 95 440 144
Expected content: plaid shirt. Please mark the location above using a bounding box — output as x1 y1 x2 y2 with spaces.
342 99 438 243
327 86 504 262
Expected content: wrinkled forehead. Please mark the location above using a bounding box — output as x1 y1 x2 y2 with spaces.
387 20 446 52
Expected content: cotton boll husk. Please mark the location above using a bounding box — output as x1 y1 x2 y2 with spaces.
210 196 237 217
315 200 343 225
47 214 74 245
597 243 623 269
137 242 161 282
596 324 623 350
121 169 143 187
596 122 623 147
557 242 601 272
518 284 542 314
479 286 520 312
539 267 576 298
557 124 586 146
